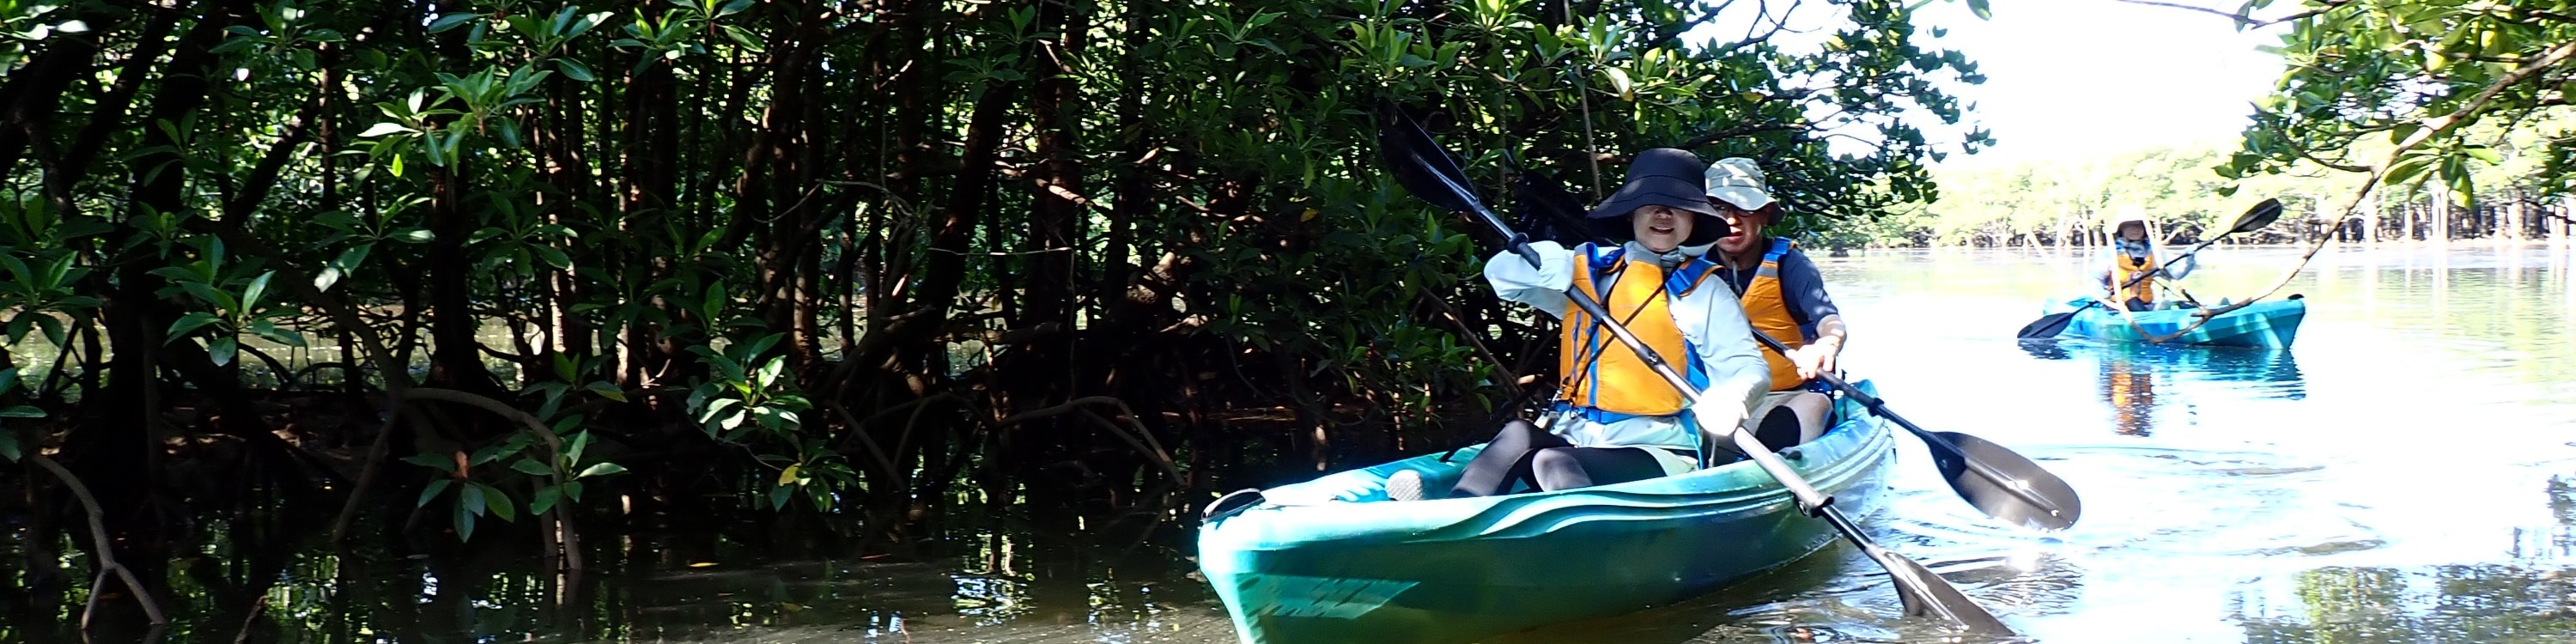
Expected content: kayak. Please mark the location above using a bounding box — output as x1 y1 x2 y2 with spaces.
1197 381 1898 644
2039 295 2306 348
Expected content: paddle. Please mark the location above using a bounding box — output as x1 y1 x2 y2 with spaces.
1376 104 2014 635
2016 198 2286 339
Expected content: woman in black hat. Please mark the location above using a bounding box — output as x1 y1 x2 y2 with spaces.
1388 149 1774 501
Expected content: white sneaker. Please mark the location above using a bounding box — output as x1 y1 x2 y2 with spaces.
1385 470 1428 501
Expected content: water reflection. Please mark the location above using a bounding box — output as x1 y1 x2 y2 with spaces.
0 510 1228 644
2015 339 2308 436
2101 349 2159 436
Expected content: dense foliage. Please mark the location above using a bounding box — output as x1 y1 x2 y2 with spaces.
0 0 1982 629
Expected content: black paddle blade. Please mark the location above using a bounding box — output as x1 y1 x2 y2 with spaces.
2014 312 2078 340
1511 168 1603 245
1866 541 2017 635
1375 102 1479 215
2230 197 2285 234
1927 430 2082 532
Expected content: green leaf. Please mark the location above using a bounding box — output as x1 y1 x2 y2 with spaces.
556 58 598 82
0 405 45 418
585 382 627 403
0 368 18 393
0 430 20 462
531 486 562 515
511 457 556 476
534 245 571 269
455 504 477 541
240 271 274 313
417 478 453 507
562 481 584 501
207 337 236 367
250 320 307 348
769 484 792 511
460 481 486 515
1968 0 1992 20
574 462 628 477
33 316 64 349
722 24 762 52
428 13 477 33
482 483 516 521
1602 67 1633 100
568 430 592 465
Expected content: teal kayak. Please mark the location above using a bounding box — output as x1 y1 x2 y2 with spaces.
1198 382 1898 644
2040 296 2306 348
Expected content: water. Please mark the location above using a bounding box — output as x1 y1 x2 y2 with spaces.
17 242 2576 643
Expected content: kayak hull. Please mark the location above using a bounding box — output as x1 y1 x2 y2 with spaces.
2043 297 2306 348
1198 384 1898 644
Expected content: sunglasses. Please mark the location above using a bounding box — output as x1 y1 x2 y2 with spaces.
1708 199 1758 216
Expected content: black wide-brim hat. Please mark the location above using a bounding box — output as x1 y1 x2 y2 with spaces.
1585 148 1727 246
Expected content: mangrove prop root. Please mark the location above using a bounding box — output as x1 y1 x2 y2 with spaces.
33 453 167 626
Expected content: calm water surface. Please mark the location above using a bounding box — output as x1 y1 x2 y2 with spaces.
36 242 2576 643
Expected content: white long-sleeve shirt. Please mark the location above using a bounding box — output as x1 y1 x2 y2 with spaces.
1484 241 1773 458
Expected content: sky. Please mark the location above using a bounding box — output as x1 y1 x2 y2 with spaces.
1903 0 2296 168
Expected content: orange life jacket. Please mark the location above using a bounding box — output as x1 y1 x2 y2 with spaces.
1558 245 1720 416
2114 249 2158 305
1738 238 1807 392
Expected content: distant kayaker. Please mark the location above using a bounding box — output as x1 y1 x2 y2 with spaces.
1392 149 1773 501
2093 206 2197 312
1704 158 1844 447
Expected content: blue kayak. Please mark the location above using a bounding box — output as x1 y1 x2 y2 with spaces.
1198 382 1898 644
2040 296 2306 348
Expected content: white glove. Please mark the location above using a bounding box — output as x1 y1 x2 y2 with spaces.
1691 402 1747 439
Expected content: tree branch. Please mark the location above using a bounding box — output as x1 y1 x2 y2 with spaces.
2116 0 2347 27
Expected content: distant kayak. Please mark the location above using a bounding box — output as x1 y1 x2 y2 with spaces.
1197 382 1899 644
2038 296 2306 348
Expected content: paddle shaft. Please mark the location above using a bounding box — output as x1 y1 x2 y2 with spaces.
1743 331 2072 524
2111 217 2266 293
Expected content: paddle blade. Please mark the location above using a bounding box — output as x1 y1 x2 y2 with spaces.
1511 168 1603 245
1375 102 1479 215
2229 197 2285 234
2014 312 2078 340
1864 541 2016 635
1926 430 2082 532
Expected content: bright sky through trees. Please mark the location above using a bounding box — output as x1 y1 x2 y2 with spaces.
1909 1 2293 167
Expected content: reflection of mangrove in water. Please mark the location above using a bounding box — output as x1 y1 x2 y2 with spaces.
2233 564 2576 643
2232 477 2576 643
0 507 1218 644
